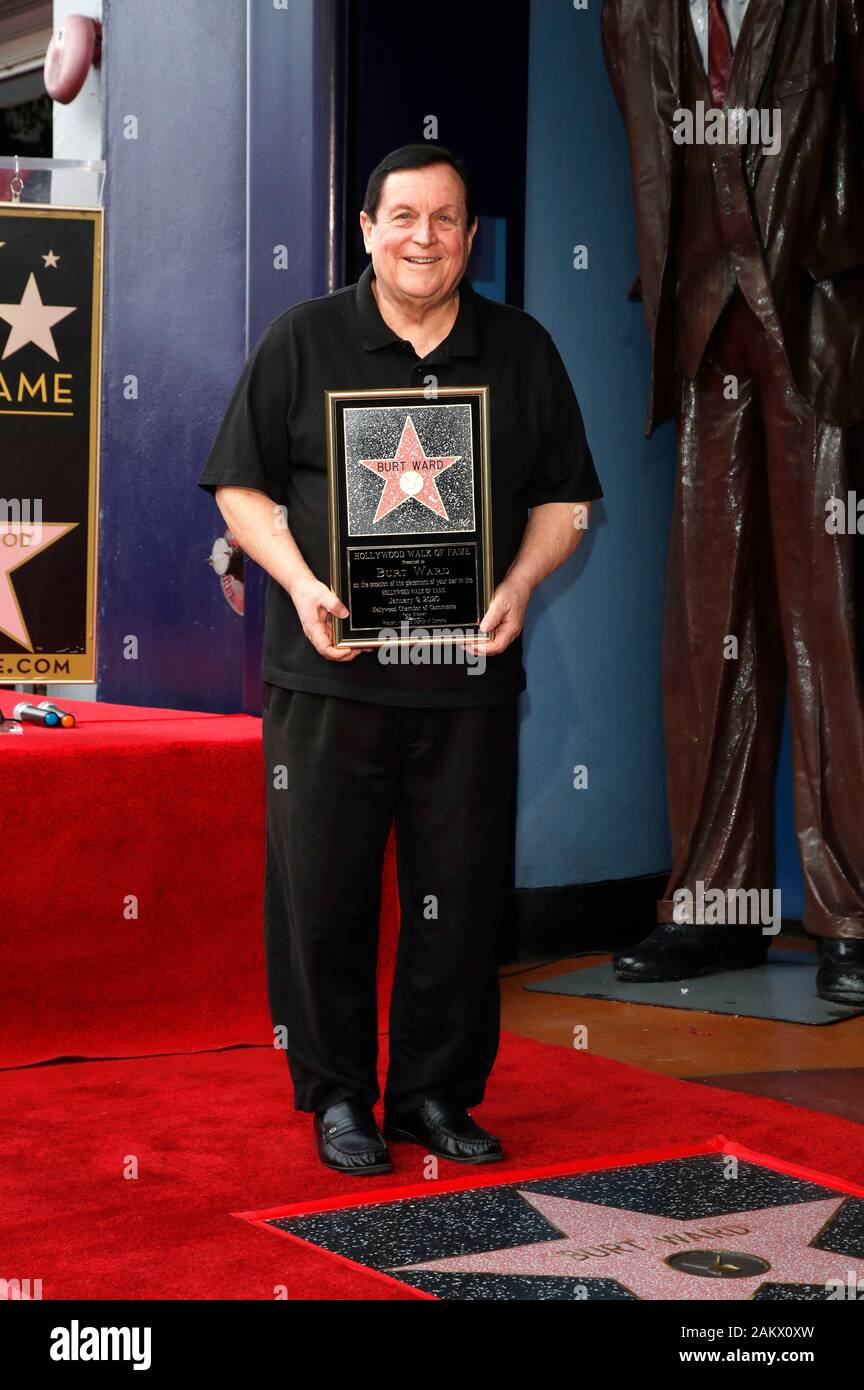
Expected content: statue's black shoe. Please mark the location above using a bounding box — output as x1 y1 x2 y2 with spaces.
815 938 864 1006
314 1100 392 1175
383 1097 504 1164
612 923 771 982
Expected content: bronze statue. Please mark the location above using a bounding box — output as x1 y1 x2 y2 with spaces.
602 0 864 1002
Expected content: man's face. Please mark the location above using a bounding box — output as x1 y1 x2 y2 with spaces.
360 163 477 306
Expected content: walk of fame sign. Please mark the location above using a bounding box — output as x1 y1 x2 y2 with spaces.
235 1146 864 1301
0 204 103 682
325 386 494 648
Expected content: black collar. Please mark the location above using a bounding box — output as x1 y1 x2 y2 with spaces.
356 261 479 359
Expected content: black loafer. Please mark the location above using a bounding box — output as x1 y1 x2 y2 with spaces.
612 923 771 982
383 1097 503 1164
815 938 864 1006
314 1100 392 1175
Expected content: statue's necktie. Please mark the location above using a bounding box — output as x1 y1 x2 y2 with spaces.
707 0 734 106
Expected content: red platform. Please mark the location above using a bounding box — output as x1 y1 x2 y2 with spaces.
0 694 398 1069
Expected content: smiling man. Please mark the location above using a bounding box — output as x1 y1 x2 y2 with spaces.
197 144 601 1175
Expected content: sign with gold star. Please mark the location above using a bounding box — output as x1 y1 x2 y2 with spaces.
234 1140 864 1302
0 204 103 682
325 386 493 647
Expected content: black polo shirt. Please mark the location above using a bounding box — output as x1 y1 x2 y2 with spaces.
197 263 602 707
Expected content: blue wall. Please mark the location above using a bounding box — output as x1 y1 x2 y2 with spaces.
519 0 676 888
97 0 337 713
97 0 248 710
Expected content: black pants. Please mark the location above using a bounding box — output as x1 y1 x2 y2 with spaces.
261 682 519 1114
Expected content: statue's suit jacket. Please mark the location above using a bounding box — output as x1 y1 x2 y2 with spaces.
601 0 864 433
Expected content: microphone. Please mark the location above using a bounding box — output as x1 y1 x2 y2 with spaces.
37 700 76 728
12 702 60 727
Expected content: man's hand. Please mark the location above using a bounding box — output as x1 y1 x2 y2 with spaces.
212 486 363 661
289 572 363 662
472 578 531 656
463 501 594 658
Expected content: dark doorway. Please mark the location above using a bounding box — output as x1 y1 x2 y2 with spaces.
344 0 529 307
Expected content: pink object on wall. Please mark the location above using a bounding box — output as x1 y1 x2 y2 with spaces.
44 15 102 104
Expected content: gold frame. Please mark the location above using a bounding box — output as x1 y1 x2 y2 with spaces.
325 385 494 648
0 203 104 683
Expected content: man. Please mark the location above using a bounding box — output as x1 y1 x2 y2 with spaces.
602 0 864 1000
197 144 601 1174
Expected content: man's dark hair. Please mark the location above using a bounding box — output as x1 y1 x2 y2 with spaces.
362 144 476 227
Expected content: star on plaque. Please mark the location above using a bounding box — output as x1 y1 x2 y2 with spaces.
0 272 76 360
358 414 460 523
0 522 78 649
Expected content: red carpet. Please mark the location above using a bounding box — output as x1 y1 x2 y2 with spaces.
3 1033 864 1300
0 694 400 1068
5 697 863 1300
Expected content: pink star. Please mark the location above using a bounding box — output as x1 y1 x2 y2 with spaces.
359 415 460 523
392 1193 863 1299
0 273 76 361
0 522 77 649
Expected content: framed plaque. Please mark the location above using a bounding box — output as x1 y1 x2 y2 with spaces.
326 386 494 647
0 202 104 682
